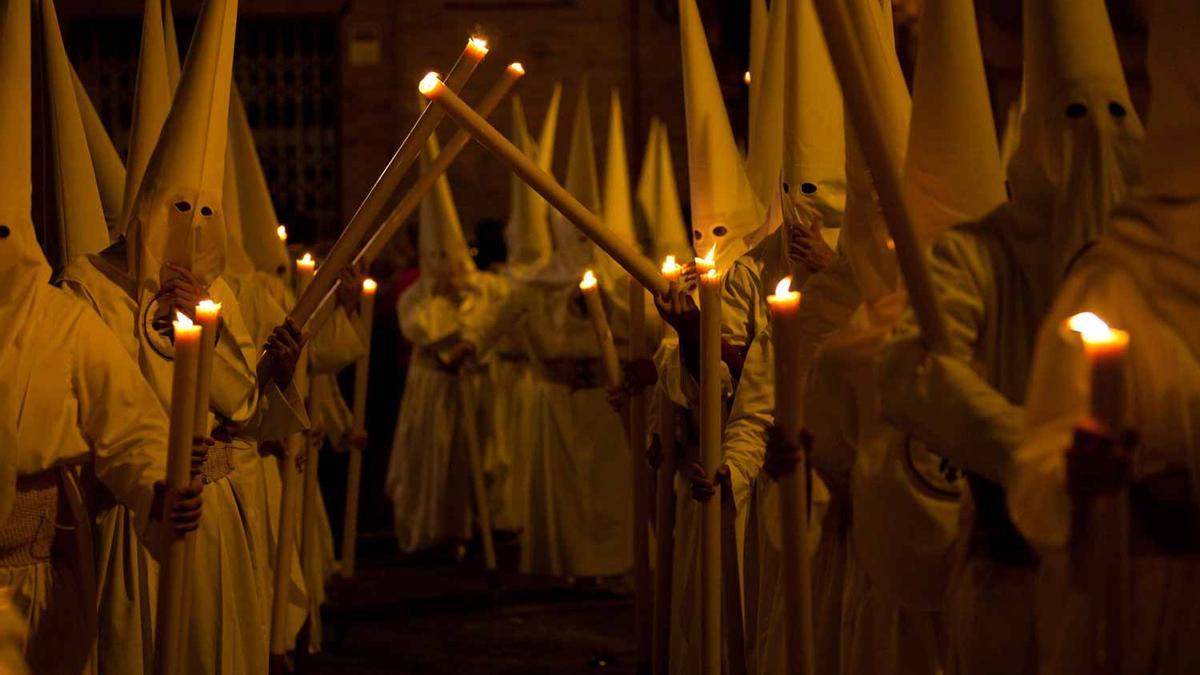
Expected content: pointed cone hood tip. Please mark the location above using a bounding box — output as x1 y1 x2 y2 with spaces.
125 0 238 288
545 82 600 276
120 0 173 233
638 119 691 262
781 0 845 229
230 85 290 278
72 68 127 236
678 0 764 272
904 0 1005 239
40 0 110 264
419 132 474 276
505 94 554 272
746 0 786 211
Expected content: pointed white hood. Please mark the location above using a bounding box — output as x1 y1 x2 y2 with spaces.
679 0 765 271
1008 0 1144 286
418 131 474 278
229 85 290 278
39 0 109 266
506 94 551 274
904 0 1005 240
120 0 173 233
638 118 692 262
72 68 127 238
538 82 601 282
600 88 641 284
745 0 785 210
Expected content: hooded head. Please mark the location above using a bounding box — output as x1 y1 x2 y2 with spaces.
638 118 692 262
229 85 290 280
39 0 110 268
779 0 846 241
679 0 765 271
600 88 643 281
123 0 236 361
745 0 786 212
540 82 601 281
840 0 910 309
222 140 256 275
1008 0 1143 284
0 0 49 522
506 93 554 276
72 68 127 239
418 131 475 279
120 0 173 234
1143 0 1200 202
904 0 1005 240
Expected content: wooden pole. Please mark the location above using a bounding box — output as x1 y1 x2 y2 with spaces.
153 314 202 675
461 392 499 584
628 280 652 673
579 271 623 388
810 0 950 352
419 76 669 296
697 270 723 675
357 64 525 266
270 261 314 658
339 279 376 579
288 38 488 328
652 397 677 675
768 280 815 674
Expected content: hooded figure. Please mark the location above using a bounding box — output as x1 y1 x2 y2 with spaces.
230 86 292 282
504 92 555 278
119 0 172 237
386 131 510 554
876 0 1143 673
1 1 173 672
679 0 765 273
39 0 109 270
1009 1 1200 671
72 68 128 240
61 1 310 672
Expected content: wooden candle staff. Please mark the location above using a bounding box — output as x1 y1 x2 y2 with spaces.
653 257 680 675
628 277 653 672
288 37 488 328
270 256 315 659
339 278 377 579
810 0 950 353
579 270 623 388
1068 312 1132 675
154 310 205 675
419 75 668 296
767 277 815 675
698 268 723 675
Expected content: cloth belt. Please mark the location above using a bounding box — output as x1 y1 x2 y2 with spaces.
0 470 61 568
201 443 236 484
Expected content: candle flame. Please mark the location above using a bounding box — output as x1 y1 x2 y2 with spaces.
886 238 896 251
661 255 679 274
774 276 793 296
579 269 598 290
508 62 526 76
419 72 442 96
362 278 378 293
744 71 752 85
704 269 719 281
276 224 287 241
467 36 489 56
300 252 314 265
1067 311 1130 347
196 299 222 314
699 244 716 264
174 311 194 328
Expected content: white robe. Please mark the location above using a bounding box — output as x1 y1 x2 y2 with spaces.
387 272 509 553
1009 199 1200 674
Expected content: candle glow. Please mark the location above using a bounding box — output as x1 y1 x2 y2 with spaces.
298 253 315 269
196 299 222 320
419 72 442 96
579 269 598 291
467 36 489 56
768 276 800 303
276 224 287 242
744 71 752 85
695 245 717 275
174 311 196 331
362 278 378 294
508 62 526 76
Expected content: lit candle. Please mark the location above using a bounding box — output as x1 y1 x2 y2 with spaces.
697 266 722 672
580 270 623 388
276 224 288 242
341 277 377 578
1068 312 1130 436
192 300 221 436
296 253 316 294
766 276 815 674
661 255 681 284
156 311 202 673
695 244 717 276
744 70 752 86
627 273 652 661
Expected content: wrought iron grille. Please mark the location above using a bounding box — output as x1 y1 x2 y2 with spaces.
68 15 340 242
